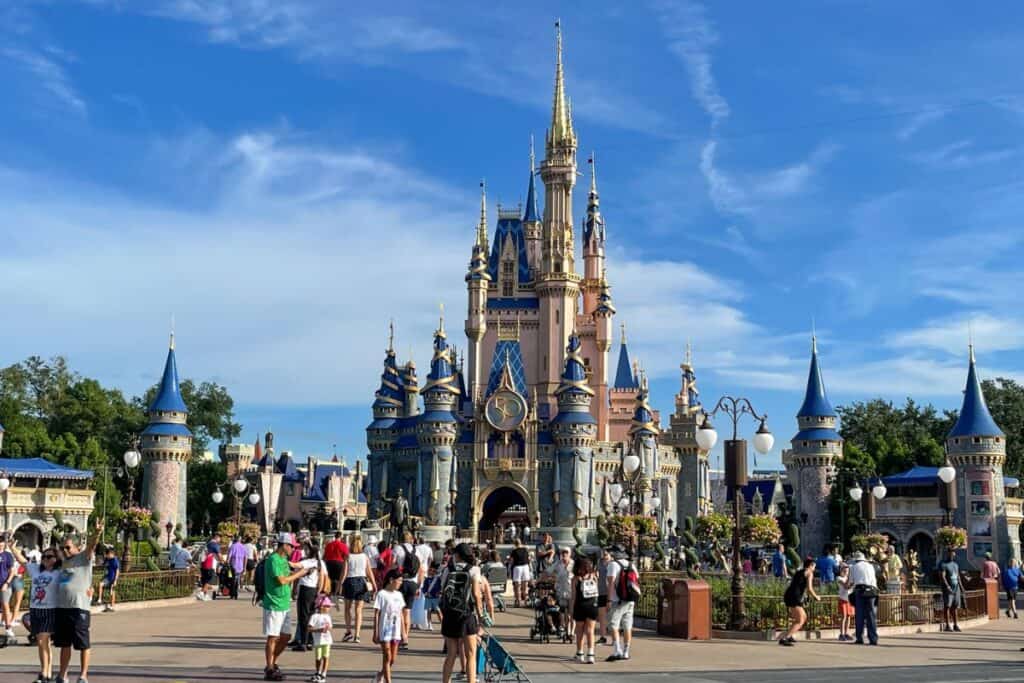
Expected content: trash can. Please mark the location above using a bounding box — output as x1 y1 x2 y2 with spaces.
658 578 711 640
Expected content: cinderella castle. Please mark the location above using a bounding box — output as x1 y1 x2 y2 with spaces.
365 26 710 544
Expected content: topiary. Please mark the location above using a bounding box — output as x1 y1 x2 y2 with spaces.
595 515 610 548
783 523 801 574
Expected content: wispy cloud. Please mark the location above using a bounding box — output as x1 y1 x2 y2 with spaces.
911 139 1017 169
887 313 1024 356
897 109 947 140
1 45 86 114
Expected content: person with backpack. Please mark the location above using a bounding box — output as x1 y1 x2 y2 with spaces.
441 543 484 683
779 556 821 646
395 533 421 651
604 547 641 662
569 556 599 664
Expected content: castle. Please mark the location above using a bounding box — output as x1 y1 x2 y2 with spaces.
364 26 710 544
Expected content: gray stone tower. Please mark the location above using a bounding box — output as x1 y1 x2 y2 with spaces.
417 318 460 538
550 332 596 538
366 328 402 519
783 337 842 557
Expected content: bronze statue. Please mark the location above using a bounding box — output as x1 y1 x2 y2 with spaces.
905 549 923 594
381 489 411 541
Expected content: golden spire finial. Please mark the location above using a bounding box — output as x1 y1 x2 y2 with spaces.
549 19 572 145
169 313 175 350
476 180 488 248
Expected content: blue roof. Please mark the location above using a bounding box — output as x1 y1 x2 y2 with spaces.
458 428 474 444
487 217 532 284
374 349 404 408
792 427 842 442
523 168 540 223
797 345 837 418
0 457 93 480
613 342 637 389
274 452 303 481
142 422 193 437
880 465 1019 490
368 417 397 430
149 346 188 413
304 462 350 501
948 352 1004 438
727 479 791 511
485 340 528 397
551 409 597 425
486 297 539 310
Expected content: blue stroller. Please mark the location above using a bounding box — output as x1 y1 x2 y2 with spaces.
477 631 530 682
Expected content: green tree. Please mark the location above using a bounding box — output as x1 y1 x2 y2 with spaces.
837 398 947 476
187 461 232 533
982 378 1024 479
141 380 241 461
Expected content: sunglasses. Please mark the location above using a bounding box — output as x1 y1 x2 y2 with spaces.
62 545 74 551
42 555 56 560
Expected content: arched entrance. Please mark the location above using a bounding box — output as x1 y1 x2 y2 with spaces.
14 523 44 550
907 532 935 571
477 486 530 533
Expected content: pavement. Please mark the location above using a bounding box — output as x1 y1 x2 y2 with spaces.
1 597 1022 682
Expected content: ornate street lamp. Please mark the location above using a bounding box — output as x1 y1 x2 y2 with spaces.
698 397 774 630
121 435 143 570
212 475 251 530
0 471 10 491
937 461 957 525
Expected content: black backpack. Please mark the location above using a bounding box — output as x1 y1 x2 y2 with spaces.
440 562 474 617
401 543 420 579
252 557 267 606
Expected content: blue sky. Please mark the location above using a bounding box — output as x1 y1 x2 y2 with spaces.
1 1 1022 470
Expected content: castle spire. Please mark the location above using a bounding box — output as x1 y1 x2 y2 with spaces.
523 136 540 224
149 334 188 414
613 324 638 390
548 19 574 147
476 180 488 250
948 344 1004 438
797 333 836 418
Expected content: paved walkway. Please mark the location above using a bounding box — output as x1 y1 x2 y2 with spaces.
1 598 1022 681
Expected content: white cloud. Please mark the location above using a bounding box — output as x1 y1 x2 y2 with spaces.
887 313 1024 356
911 139 1017 169
654 0 729 128
1 45 86 114
897 109 947 140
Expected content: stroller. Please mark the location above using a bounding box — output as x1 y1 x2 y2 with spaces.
477 630 530 682
484 564 509 613
527 578 571 643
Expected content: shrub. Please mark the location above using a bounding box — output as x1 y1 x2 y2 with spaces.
694 513 732 544
850 533 888 554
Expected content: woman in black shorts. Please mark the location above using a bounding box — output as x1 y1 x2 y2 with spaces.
779 556 820 646
569 556 599 664
340 536 376 644
441 543 484 683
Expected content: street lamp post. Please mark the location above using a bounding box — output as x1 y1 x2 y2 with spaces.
937 461 957 526
212 476 252 532
849 477 887 533
121 438 142 570
697 396 774 631
165 521 174 548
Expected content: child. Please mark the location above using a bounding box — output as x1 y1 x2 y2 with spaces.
422 563 442 631
96 547 120 612
837 563 854 641
373 569 405 683
307 594 334 683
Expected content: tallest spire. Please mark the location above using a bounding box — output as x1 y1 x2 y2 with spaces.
548 19 575 148
948 344 1004 438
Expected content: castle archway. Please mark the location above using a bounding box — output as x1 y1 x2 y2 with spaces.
907 532 936 572
477 484 531 533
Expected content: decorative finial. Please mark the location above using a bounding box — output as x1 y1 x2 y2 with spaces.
439 303 445 334
589 151 597 194
529 134 536 173
477 180 487 247
811 317 817 354
968 320 975 363
170 313 175 350
621 322 627 345
388 319 395 353
685 339 692 366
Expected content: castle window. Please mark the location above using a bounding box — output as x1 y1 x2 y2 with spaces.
820 441 827 447
974 437 981 444
502 261 514 276
502 281 513 296
583 357 592 381
802 441 808 448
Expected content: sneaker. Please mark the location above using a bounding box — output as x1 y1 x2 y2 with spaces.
953 625 961 632
779 638 794 646
33 675 48 683
597 636 608 645
575 651 585 663
622 651 630 660
77 678 89 683
585 653 595 664
605 654 623 662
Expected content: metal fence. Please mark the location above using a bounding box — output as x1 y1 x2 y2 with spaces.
100 569 196 603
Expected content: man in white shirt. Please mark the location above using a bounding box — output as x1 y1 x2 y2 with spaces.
848 551 878 645
605 547 635 662
365 536 380 571
413 537 432 585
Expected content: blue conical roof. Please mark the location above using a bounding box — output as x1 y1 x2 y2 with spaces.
149 344 188 413
613 340 637 389
949 349 1004 438
523 167 540 224
373 348 404 409
797 341 836 418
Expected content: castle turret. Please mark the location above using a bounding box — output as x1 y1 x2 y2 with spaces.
141 332 193 546
537 22 582 414
592 270 615 438
582 154 606 315
628 372 663 517
522 138 542 275
608 324 639 442
664 344 709 518
551 332 596 532
221 442 254 479
946 344 1016 563
401 358 420 418
466 184 491 404
783 336 842 557
417 314 460 531
366 324 403 517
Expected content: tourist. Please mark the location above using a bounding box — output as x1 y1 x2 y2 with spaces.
441 543 484 683
779 557 821 646
771 543 787 578
939 548 962 632
422 562 442 631
837 563 854 641
261 532 312 682
198 533 222 601
95 547 120 612
366 535 380 575
523 524 531 545
228 536 247 600
596 548 611 645
244 536 259 590
507 521 517 543
981 551 1000 582
8 545 27 639
375 540 393 589
508 538 531 608
324 532 348 601
605 547 636 662
569 555 599 664
10 540 61 682
0 533 15 642
307 594 334 683
169 538 193 570
292 541 327 651
554 548 574 613
54 519 103 683
341 534 376 644
373 568 406 683
817 544 837 583
1002 557 1021 618
397 545 419 651
414 536 433 583
536 533 556 575
848 551 879 645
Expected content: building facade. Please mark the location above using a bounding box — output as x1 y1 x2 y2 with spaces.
0 457 96 550
364 27 707 544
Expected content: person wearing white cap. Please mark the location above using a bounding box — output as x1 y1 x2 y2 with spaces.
262 532 313 682
848 551 879 645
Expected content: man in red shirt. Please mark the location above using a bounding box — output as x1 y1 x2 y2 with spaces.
981 552 1001 581
376 540 393 589
324 532 349 599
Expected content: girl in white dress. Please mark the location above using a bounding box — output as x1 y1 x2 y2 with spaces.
373 569 405 683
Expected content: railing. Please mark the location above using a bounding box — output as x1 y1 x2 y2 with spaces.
100 569 196 603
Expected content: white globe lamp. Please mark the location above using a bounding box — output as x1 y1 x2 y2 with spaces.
623 453 641 477
849 484 863 502
211 490 224 504
123 448 141 469
696 417 718 451
872 483 887 500
0 475 9 492
650 495 661 510
248 492 261 505
753 420 774 455
938 464 956 484
233 478 249 494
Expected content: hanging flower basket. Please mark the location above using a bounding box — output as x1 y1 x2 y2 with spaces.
742 514 781 545
936 526 968 550
122 506 153 531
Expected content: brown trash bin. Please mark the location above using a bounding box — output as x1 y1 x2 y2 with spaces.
658 578 711 640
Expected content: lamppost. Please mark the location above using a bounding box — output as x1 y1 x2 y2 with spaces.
121 438 142 570
0 470 10 533
212 476 254 530
849 476 887 533
937 460 957 526
696 396 774 630
827 462 869 553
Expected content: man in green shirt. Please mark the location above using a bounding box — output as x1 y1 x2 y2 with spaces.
262 532 311 681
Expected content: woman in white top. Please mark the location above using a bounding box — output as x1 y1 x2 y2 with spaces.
291 542 328 651
10 541 61 682
341 535 377 644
